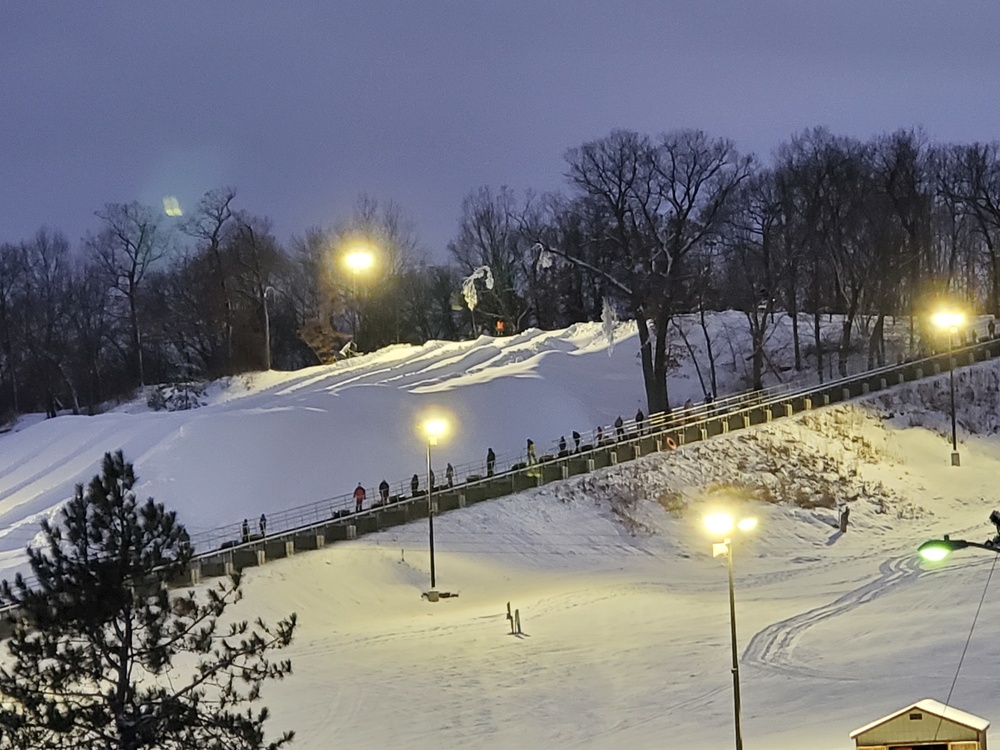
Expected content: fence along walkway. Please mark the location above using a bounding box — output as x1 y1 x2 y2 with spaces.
184 333 1000 582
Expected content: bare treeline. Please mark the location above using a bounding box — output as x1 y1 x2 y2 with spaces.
2 127 999 418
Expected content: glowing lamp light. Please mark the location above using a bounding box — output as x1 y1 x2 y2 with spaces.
918 536 972 562
931 310 965 332
918 543 951 562
737 517 758 532
705 512 757 539
422 417 448 445
705 513 735 536
345 248 375 273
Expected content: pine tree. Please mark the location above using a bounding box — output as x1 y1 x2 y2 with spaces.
0 450 296 750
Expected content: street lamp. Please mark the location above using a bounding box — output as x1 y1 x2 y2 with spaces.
344 247 375 347
931 309 965 466
919 510 1000 562
706 512 757 750
422 416 449 592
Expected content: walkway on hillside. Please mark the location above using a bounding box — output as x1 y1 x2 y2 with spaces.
188 333 1000 581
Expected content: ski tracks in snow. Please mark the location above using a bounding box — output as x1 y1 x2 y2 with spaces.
742 552 924 680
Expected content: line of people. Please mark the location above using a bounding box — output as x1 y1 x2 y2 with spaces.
241 397 716 542
349 460 463 514
240 513 268 543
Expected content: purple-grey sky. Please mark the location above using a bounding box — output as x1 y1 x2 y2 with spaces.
3 1 999 259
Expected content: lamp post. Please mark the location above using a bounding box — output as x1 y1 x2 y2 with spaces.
422 417 448 592
706 512 758 750
931 309 965 467
919 510 1000 562
344 248 375 348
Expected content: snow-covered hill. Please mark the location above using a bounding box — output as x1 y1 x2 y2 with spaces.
0 312 997 748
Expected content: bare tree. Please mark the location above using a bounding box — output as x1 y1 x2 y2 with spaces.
723 172 784 389
182 188 238 372
449 186 533 334
227 214 288 371
0 242 26 415
88 202 170 386
18 230 80 414
561 129 751 412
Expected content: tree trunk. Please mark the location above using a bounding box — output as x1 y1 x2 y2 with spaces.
813 310 823 385
750 312 765 390
868 313 885 369
637 307 670 415
839 315 853 378
787 260 801 371
698 305 717 397
129 295 144 387
635 314 663 414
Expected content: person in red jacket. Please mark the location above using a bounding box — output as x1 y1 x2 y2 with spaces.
353 483 366 513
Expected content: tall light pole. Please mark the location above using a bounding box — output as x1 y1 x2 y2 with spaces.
931 309 965 467
262 286 275 371
344 248 375 349
422 417 448 592
706 512 758 750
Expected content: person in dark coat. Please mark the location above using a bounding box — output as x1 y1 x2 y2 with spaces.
558 435 567 456
572 430 581 452
635 409 645 434
258 513 267 537
990 318 997 339
446 463 454 487
411 473 420 497
241 518 250 543
596 425 604 445
526 439 536 465
353 483 366 513
379 478 390 504
486 448 496 476
614 415 624 441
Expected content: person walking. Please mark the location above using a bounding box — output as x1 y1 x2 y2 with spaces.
411 473 420 497
446 462 454 487
558 435 567 456
572 430 581 452
990 317 997 339
353 482 366 513
682 398 693 425
526 439 536 465
614 415 624 441
379 478 390 505
635 408 645 435
596 425 604 445
258 513 267 537
486 447 496 477
241 518 250 543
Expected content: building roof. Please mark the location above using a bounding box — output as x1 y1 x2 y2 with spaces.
850 698 990 739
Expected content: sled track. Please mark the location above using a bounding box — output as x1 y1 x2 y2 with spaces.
742 552 925 680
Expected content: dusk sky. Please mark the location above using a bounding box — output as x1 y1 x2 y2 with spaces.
3 2 1000 259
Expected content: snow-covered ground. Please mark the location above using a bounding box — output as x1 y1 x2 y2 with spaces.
0 312 998 748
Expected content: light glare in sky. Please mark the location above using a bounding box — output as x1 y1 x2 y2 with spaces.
162 196 183 217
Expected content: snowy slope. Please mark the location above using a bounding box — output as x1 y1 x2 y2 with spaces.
0 312 997 748
237 398 1000 749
